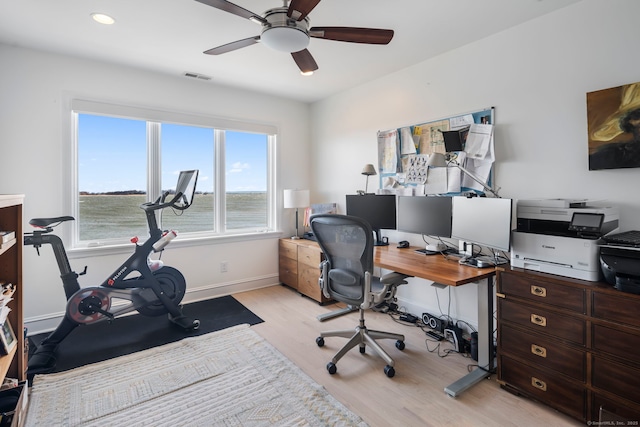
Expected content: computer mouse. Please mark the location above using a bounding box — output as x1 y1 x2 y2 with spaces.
397 240 410 248
476 260 493 268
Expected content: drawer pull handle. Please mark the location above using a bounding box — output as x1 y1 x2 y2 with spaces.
531 344 547 358
531 377 547 391
530 314 547 327
530 285 547 297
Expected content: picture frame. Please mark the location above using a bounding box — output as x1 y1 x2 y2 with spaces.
0 320 16 356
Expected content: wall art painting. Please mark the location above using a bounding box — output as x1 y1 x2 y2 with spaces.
588 81 640 170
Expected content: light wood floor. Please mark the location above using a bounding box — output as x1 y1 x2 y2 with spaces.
234 285 584 427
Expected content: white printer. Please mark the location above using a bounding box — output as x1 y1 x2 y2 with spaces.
510 199 619 281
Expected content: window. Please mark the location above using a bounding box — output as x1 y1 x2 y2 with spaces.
70 99 277 248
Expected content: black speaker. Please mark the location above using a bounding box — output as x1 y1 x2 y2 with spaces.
421 313 444 332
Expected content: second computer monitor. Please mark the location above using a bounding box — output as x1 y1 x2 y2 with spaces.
451 196 513 253
397 196 452 238
345 194 396 246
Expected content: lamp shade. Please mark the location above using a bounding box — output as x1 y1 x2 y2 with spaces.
361 164 377 176
426 153 448 168
283 189 310 209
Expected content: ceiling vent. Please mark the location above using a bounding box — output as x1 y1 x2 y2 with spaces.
184 72 212 81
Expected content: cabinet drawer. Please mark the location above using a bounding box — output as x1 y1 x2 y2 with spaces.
500 354 586 421
298 265 323 301
592 393 640 424
592 355 640 404
279 239 297 260
592 323 640 365
298 245 321 268
279 257 298 288
499 323 585 381
499 298 586 345
499 271 585 313
592 291 640 329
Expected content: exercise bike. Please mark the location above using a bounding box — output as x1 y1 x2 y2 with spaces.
25 170 201 375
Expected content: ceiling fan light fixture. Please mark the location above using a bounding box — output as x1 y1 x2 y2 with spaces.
261 27 309 52
90 13 116 25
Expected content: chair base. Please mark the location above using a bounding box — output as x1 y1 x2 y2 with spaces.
317 311 405 376
316 304 358 322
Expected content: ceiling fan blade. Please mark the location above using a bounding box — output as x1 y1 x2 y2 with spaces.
204 36 261 55
291 49 319 73
195 0 266 25
309 27 394 44
287 0 321 21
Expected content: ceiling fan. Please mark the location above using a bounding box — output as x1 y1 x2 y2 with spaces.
195 0 394 74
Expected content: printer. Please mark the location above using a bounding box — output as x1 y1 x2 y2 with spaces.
510 199 619 281
600 244 640 294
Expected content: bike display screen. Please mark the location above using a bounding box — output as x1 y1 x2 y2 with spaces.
173 170 199 210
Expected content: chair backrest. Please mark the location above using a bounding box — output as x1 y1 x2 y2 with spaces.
310 214 374 306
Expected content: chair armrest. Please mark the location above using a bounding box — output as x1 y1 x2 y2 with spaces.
380 272 411 286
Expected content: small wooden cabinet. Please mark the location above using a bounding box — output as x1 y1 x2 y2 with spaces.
497 268 640 423
0 195 25 383
278 238 330 304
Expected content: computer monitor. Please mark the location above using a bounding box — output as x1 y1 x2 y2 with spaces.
346 194 396 246
397 196 452 238
451 196 513 254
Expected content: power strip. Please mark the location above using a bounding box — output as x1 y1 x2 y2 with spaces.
399 313 419 323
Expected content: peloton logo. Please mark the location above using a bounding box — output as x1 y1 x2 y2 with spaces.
542 245 556 250
108 266 128 285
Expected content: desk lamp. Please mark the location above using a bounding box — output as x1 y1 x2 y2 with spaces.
283 189 310 239
426 153 500 198
361 164 377 194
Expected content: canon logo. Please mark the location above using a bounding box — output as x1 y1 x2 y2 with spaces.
542 245 556 250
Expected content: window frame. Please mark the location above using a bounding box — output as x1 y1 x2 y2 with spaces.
64 98 280 256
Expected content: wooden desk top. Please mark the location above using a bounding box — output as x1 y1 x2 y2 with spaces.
374 245 496 287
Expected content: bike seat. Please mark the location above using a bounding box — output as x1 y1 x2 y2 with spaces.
29 216 75 228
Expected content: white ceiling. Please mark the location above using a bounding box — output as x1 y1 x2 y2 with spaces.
0 0 581 103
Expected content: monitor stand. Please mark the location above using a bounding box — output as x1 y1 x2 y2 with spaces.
373 229 389 246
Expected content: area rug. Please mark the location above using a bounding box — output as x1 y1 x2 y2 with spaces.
25 324 368 427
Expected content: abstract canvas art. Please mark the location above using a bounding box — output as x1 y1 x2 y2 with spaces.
587 81 640 170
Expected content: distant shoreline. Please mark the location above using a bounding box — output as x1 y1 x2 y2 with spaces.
79 191 264 195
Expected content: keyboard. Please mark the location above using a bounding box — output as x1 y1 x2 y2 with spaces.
602 230 640 247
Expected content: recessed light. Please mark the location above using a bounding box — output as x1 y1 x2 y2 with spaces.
91 13 116 25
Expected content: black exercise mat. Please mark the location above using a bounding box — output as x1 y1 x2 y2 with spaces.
28 295 263 373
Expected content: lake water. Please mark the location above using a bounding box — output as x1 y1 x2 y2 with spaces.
79 193 267 240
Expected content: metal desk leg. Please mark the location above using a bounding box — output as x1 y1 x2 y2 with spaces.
444 276 494 397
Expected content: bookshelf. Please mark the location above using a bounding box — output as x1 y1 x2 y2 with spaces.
0 195 25 383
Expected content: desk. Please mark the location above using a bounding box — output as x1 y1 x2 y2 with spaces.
374 245 496 397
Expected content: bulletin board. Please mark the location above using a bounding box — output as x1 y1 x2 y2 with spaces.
376 107 495 196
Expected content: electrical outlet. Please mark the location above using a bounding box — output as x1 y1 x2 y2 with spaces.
220 261 228 273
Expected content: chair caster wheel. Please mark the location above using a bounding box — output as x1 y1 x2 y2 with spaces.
316 337 325 347
327 362 337 374
396 340 405 350
384 365 395 378
359 345 366 354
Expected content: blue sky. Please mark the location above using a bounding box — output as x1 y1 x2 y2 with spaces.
78 114 267 193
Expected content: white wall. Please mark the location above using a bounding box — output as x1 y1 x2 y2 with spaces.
310 0 640 328
0 45 311 332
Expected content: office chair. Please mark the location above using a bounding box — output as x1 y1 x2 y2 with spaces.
311 214 411 377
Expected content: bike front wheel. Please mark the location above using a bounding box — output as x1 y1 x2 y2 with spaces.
136 266 186 317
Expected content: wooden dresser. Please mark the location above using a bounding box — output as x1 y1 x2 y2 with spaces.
496 267 640 423
278 238 330 304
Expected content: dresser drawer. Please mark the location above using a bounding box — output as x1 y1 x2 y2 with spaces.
592 323 640 365
499 323 585 381
498 298 586 345
499 271 586 313
592 393 640 424
298 244 321 268
279 239 298 260
592 291 640 329
499 354 586 421
592 355 640 404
